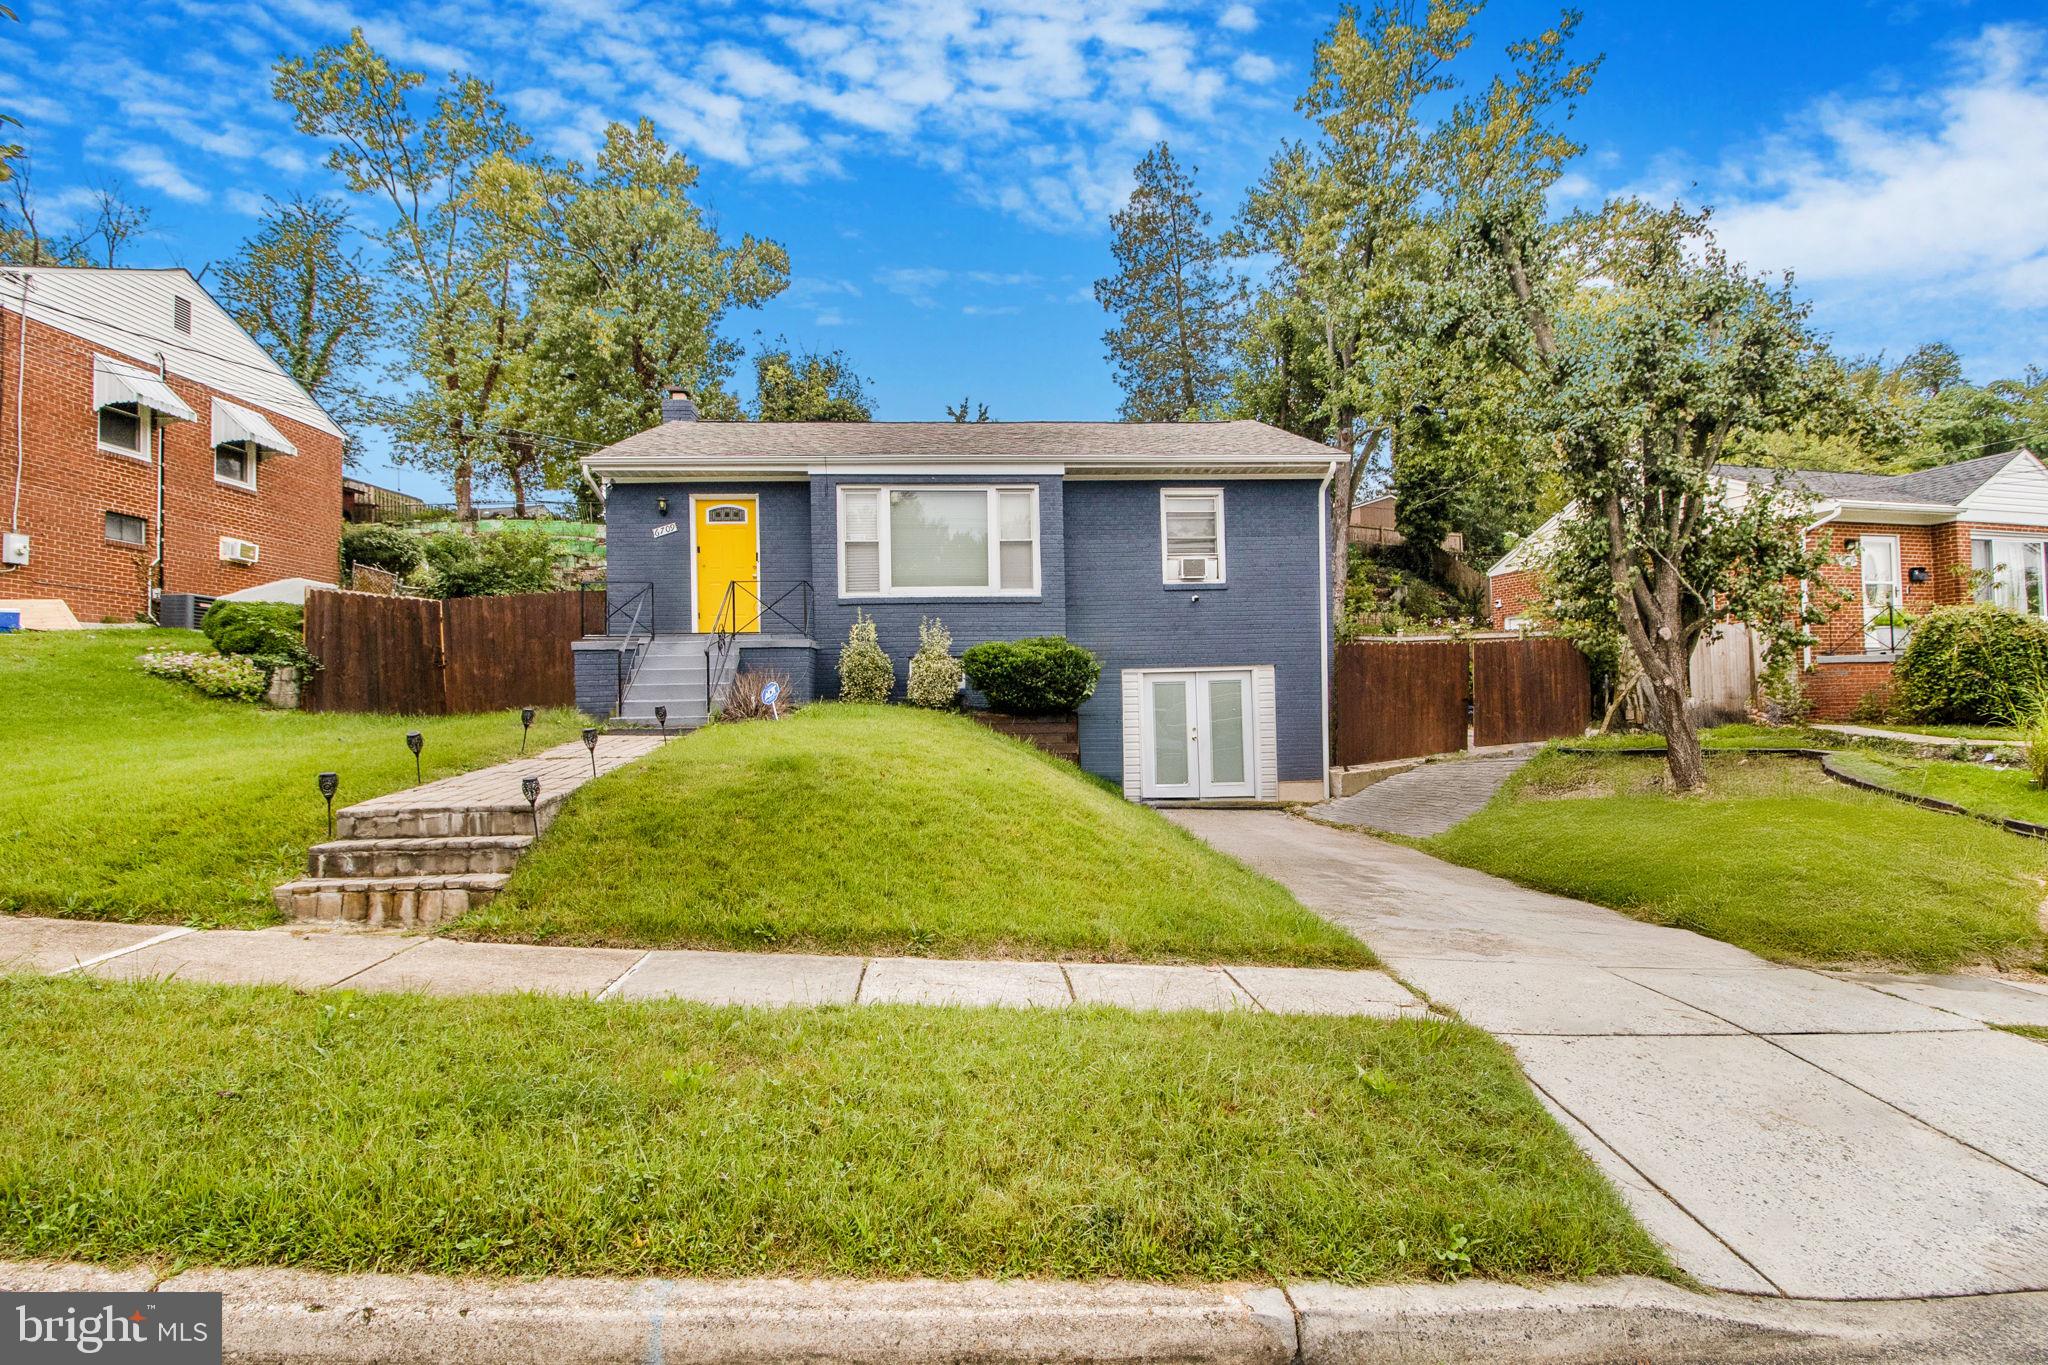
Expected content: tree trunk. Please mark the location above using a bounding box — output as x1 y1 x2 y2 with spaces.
1651 637 1706 791
510 463 528 520
454 461 474 522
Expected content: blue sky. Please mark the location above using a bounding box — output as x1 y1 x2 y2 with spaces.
4 0 2044 500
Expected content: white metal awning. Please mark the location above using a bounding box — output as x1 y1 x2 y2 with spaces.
212 398 298 457
92 355 197 423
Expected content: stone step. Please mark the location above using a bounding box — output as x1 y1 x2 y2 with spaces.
306 834 533 879
273 873 509 928
337 801 563 841
627 670 710 692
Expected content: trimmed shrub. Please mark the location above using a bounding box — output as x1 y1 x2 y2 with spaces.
838 610 895 703
1892 604 2048 723
409 528 557 598
340 523 424 577
201 601 301 656
960 636 1101 716
906 616 963 709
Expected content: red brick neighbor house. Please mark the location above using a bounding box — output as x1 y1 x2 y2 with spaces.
1486 449 2048 720
0 266 344 624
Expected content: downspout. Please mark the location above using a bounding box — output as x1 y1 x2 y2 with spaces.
1317 457 1337 800
149 351 169 623
6 270 28 547
1800 505 1842 670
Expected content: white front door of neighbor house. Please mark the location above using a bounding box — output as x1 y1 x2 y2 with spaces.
1141 670 1257 799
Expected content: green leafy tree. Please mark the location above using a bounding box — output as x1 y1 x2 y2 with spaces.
1094 142 1241 421
947 396 992 422
215 195 378 446
1900 342 1964 399
0 5 20 185
273 30 530 519
752 338 872 421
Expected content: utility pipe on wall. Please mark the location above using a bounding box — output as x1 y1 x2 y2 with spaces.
149 350 169 623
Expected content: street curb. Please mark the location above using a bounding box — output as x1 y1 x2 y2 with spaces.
9 1264 2048 1362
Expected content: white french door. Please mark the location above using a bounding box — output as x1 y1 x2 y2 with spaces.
1140 670 1256 799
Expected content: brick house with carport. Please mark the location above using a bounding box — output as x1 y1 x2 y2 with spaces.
1485 448 2048 720
0 266 344 624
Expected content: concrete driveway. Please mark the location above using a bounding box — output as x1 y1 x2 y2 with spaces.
1168 808 2048 1302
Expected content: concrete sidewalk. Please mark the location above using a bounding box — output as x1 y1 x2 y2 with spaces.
1308 746 1538 837
0 914 1427 1019
1168 809 2048 1302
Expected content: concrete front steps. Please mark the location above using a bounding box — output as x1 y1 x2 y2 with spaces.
613 635 734 729
272 735 668 927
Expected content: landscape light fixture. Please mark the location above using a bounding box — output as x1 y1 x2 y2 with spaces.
654 704 667 739
406 730 424 785
317 771 339 839
582 726 599 778
520 706 536 754
522 776 541 837
656 496 670 516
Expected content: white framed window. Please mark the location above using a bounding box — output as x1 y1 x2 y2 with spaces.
214 440 257 490
837 485 1040 597
1855 533 1905 652
97 403 150 460
1161 489 1224 584
1972 537 2048 617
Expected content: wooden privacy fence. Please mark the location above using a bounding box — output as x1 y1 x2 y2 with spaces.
300 589 603 715
1333 635 1593 766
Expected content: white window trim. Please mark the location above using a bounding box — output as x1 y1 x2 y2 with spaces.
214 438 258 491
1159 488 1226 585
97 404 152 462
836 483 1041 598
1971 535 2048 617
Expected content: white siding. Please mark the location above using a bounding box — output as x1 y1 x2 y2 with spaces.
1957 453 2048 527
0 267 341 438
1254 664 1278 800
1121 670 1144 801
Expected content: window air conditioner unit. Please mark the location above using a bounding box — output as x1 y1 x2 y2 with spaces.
220 536 261 566
1175 555 1215 582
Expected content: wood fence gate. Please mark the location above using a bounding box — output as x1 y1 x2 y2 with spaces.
1333 635 1593 766
300 589 602 715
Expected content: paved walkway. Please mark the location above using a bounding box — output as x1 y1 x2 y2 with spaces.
1167 808 2048 1302
1815 722 2022 748
339 733 668 825
1307 746 1537 837
0 914 1427 1019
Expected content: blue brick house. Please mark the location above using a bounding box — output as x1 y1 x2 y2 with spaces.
576 393 1338 802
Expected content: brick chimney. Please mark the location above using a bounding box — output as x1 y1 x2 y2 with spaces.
660 385 699 423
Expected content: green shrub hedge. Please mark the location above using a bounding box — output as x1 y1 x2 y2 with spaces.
340 523 425 577
201 602 301 656
960 637 1101 716
1892 604 2048 722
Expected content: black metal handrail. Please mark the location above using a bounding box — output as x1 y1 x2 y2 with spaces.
600 581 656 717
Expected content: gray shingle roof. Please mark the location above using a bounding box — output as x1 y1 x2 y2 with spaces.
1718 450 2026 506
584 419 1338 469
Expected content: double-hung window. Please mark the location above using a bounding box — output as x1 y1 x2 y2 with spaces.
97 403 149 459
838 485 1039 596
1973 537 2048 617
215 439 257 490
1856 534 1905 652
1161 489 1224 584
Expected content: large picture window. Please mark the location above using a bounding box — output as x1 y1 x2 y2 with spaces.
838 485 1039 596
1973 537 2048 617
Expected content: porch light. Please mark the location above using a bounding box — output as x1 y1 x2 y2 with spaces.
317 771 339 838
522 776 541 837
656 496 670 515
582 726 599 778
654 704 667 739
406 730 424 785
521 706 535 753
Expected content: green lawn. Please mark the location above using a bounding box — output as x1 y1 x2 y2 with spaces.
1829 750 2048 827
1565 723 1846 752
0 629 582 927
1854 723 2020 741
465 704 1371 966
0 974 1665 1285
1426 751 2048 973
2003 1025 2048 1043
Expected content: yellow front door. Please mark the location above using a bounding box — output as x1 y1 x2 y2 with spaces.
695 497 760 633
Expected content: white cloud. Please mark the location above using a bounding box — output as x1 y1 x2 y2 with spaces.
110 145 211 203
1218 4 1257 33
1232 52 1277 84
1700 23 2048 308
875 266 951 306
224 188 270 217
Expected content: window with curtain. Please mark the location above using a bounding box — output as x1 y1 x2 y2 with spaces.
1972 537 2048 616
1161 490 1224 583
838 486 1039 596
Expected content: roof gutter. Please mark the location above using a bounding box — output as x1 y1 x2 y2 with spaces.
1317 457 1337 801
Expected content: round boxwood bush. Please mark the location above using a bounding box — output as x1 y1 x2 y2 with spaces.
201 602 302 656
960 636 1101 716
1891 604 2048 723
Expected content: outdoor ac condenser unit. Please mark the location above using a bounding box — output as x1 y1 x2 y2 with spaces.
219 536 261 566
1175 555 1215 582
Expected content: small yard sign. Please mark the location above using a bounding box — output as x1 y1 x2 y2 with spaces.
651 522 679 539
761 680 783 719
